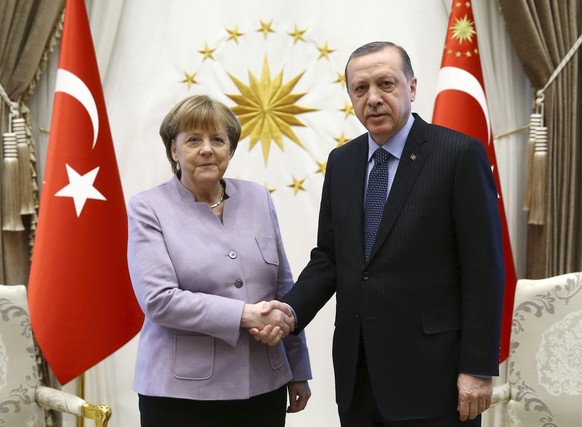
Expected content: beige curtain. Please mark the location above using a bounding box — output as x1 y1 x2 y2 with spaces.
1 2 64 424
499 0 581 278
0 0 64 285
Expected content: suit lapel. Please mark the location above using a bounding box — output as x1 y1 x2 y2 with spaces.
349 135 368 266
367 115 429 264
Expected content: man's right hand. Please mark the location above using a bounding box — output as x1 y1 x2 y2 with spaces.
245 300 296 345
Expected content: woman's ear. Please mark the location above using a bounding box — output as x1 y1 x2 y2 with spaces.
171 139 178 162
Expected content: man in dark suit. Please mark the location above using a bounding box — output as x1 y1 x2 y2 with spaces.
252 41 505 426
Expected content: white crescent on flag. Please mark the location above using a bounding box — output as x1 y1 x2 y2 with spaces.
434 66 491 143
55 68 99 149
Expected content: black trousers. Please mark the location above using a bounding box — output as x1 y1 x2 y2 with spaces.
339 340 481 427
139 386 287 427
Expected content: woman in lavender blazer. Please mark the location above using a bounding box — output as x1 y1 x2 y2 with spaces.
127 95 311 426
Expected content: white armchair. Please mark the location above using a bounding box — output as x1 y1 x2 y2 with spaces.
0 284 111 427
490 272 582 426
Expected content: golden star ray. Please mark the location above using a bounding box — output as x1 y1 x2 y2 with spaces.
226 56 318 165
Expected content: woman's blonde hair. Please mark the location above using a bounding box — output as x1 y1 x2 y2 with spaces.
159 95 242 175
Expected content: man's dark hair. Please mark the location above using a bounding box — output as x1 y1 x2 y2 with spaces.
344 41 415 89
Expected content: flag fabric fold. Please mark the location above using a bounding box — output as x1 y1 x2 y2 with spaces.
28 0 143 385
432 0 517 363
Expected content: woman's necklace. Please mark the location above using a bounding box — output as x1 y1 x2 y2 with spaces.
209 186 225 210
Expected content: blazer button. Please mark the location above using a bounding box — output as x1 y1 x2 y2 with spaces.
228 250 237 259
234 279 243 288
362 272 370 280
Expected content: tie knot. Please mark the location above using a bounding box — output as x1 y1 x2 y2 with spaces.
373 148 390 165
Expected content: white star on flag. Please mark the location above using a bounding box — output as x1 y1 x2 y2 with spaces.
55 164 106 217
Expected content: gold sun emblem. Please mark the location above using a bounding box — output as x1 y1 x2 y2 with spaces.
450 15 476 44
226 56 318 164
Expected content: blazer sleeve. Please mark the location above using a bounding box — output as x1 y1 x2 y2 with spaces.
265 193 312 381
452 138 505 375
283 149 339 333
127 194 245 347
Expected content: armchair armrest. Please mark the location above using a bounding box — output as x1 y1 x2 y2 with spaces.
491 383 510 405
35 386 85 416
35 386 112 427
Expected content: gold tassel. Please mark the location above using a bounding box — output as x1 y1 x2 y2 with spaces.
529 126 548 225
12 117 35 215
2 133 24 231
523 113 542 211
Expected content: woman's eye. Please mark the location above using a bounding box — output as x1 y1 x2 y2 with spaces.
186 137 200 144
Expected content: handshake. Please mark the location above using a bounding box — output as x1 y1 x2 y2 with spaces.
241 300 296 346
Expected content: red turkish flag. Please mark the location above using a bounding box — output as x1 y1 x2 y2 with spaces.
432 0 517 363
28 0 143 384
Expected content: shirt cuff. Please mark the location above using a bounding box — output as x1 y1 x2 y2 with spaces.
282 302 298 327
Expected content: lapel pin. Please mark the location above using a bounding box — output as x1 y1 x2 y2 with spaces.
410 153 417 161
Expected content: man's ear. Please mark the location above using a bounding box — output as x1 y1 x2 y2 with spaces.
410 76 417 102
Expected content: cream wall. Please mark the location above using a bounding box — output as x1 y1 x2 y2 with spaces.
29 1 530 426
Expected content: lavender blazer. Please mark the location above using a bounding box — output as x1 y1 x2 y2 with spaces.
127 176 311 401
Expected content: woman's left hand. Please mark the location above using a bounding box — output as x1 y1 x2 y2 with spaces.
286 380 311 413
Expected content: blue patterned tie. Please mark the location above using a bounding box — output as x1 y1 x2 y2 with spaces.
364 148 390 261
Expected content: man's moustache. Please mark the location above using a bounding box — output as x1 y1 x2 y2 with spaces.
364 107 390 117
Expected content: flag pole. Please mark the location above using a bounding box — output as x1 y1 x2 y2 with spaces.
76 373 85 427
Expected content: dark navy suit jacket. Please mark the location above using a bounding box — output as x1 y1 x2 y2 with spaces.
284 114 504 420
